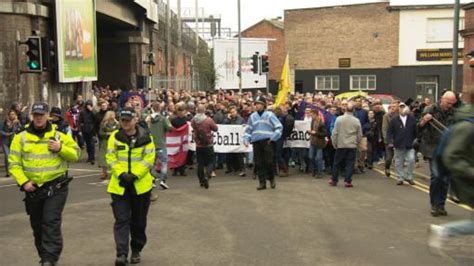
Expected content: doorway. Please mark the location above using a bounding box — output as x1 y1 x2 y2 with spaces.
415 76 438 103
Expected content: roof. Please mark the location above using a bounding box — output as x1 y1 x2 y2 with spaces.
387 4 455 11
284 2 388 13
240 19 284 36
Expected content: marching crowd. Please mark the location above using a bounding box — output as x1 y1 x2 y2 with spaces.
2 85 473 265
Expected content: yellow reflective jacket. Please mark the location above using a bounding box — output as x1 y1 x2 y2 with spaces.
9 122 80 187
106 127 156 196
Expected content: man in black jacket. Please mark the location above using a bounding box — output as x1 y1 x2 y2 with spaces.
79 100 96 164
419 91 457 217
387 102 417 186
275 105 294 177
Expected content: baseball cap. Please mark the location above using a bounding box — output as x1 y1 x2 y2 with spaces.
31 102 49 114
50 107 62 118
399 102 407 107
119 107 136 120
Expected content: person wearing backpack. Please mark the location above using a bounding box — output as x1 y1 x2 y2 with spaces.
428 99 474 255
191 104 218 189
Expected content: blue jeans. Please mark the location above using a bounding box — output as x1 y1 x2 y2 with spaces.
429 159 451 208
394 148 415 181
332 148 356 183
308 145 324 175
294 148 308 170
3 143 10 173
151 148 168 181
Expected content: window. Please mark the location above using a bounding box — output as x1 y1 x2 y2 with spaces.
426 17 464 43
350 75 376 91
315 76 339 91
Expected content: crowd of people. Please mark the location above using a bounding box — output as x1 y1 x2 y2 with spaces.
2 85 473 263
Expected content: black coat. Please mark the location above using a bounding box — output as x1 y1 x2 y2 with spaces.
79 109 96 134
387 115 417 149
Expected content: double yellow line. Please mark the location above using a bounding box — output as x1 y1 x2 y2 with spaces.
372 168 472 211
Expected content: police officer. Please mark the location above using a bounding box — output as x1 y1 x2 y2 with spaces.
244 96 283 190
9 102 80 266
106 107 156 266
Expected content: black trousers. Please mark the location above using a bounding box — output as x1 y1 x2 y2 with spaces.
226 153 244 172
24 186 68 262
196 146 215 184
111 191 151 257
253 139 276 185
82 131 95 162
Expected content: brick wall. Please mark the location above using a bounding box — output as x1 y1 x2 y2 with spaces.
241 20 285 82
284 3 399 70
463 4 474 100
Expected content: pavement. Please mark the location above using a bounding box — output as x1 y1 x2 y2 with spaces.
0 159 473 265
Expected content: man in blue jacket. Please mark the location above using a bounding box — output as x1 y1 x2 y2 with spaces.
387 102 417 185
353 97 370 173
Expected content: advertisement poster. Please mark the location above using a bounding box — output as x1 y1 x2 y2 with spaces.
56 0 98 82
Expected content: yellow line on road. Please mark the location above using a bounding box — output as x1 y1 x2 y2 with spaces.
373 168 472 211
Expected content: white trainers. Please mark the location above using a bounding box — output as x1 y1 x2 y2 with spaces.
211 171 216 178
428 224 450 256
159 180 169 189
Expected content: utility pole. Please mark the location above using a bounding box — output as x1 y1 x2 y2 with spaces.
177 0 182 91
238 0 242 94
452 0 461 93
195 0 199 90
167 0 171 90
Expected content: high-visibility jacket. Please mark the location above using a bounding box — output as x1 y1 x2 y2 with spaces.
106 126 155 196
9 122 80 187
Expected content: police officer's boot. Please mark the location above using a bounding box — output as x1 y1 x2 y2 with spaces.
257 182 266 190
115 255 128 266
270 178 276 189
130 251 141 264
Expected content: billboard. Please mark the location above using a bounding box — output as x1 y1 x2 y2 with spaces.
213 38 268 90
56 0 98 83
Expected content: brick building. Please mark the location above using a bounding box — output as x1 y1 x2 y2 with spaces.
284 1 463 101
0 0 209 113
241 18 285 93
462 2 474 101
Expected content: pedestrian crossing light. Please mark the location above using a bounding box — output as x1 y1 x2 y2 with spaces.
251 52 259 74
24 36 43 72
261 55 269 73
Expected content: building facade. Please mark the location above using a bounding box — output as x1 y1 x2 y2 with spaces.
462 2 474 101
241 18 285 93
284 1 463 101
0 0 209 111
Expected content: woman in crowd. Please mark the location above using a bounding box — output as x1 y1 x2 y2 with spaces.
98 111 120 179
1 110 20 176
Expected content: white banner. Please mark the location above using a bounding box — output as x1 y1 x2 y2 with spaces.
188 124 253 153
187 121 312 152
284 120 311 148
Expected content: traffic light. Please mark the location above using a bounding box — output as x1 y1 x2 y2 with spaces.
41 37 56 71
261 55 269 73
251 53 259 74
24 36 42 72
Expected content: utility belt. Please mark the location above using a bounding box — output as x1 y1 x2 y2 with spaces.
24 175 73 200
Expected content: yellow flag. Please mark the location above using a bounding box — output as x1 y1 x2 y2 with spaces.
273 54 290 108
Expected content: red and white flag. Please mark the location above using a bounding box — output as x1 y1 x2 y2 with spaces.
156 123 189 171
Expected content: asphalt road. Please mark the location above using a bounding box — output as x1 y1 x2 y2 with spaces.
0 161 473 265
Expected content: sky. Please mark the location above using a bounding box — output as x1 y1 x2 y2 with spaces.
170 0 472 33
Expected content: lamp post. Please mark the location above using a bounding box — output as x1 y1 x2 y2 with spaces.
452 0 461 93
238 0 242 94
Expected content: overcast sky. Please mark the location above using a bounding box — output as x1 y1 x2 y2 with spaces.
170 0 472 33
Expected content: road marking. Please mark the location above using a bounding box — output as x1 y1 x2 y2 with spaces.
0 173 100 189
373 168 472 211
